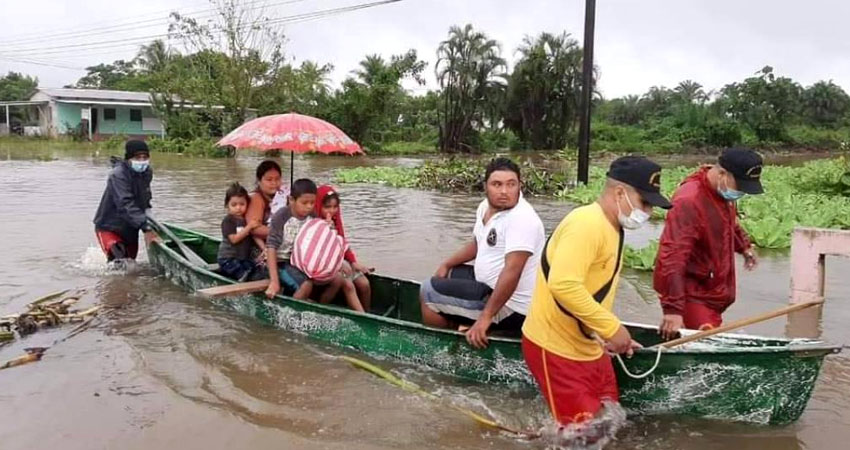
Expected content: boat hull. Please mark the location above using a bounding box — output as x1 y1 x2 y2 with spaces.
147 223 842 425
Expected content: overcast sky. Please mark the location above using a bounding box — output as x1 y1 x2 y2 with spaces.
0 0 848 98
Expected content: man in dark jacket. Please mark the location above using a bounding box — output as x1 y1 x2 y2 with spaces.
654 148 764 339
93 140 158 262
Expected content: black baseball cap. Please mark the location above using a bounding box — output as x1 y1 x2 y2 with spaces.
607 156 672 209
718 148 764 194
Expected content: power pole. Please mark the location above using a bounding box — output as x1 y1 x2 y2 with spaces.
577 0 596 185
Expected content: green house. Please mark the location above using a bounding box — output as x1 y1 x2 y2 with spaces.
1 88 236 139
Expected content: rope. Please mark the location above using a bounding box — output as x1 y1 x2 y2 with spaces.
612 346 664 379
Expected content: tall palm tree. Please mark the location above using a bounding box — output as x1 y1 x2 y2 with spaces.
675 80 707 104
436 24 506 152
136 40 176 73
504 31 584 149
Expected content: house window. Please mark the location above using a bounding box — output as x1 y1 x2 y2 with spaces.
104 108 116 120
130 109 142 122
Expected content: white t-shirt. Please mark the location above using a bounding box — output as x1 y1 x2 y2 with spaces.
472 196 545 315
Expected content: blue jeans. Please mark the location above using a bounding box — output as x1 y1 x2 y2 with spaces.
279 261 308 296
218 258 255 281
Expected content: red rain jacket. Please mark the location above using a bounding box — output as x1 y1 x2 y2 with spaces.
653 167 753 315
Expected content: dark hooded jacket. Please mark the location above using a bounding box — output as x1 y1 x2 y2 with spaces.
93 157 153 236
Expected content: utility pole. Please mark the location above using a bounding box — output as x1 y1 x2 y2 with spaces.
577 0 596 185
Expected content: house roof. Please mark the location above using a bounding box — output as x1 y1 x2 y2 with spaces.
34 88 155 103
23 88 250 111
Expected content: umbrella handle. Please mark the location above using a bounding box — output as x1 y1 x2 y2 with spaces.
290 151 294 188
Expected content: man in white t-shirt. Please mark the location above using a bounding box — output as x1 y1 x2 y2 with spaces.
420 157 545 349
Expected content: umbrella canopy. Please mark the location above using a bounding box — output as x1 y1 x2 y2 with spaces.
217 113 363 155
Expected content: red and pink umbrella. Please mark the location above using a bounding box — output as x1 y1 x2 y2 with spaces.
217 113 363 184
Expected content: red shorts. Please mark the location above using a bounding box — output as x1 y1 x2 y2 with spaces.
683 301 722 331
521 336 619 425
95 230 138 261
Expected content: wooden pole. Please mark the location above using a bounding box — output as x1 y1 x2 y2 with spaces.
660 300 824 349
290 151 295 188
576 0 596 185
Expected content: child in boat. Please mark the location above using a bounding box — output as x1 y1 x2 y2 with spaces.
315 185 372 311
264 179 351 308
266 179 318 300
217 182 260 281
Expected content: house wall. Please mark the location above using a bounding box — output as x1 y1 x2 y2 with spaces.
53 103 161 136
56 102 82 134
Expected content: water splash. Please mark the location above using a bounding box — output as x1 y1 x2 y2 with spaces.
66 246 141 276
538 401 629 450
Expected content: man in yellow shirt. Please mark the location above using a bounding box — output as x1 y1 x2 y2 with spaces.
522 156 672 425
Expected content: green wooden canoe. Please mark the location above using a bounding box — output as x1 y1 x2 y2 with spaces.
147 222 843 425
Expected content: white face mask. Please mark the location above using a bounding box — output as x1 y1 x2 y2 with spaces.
617 191 651 230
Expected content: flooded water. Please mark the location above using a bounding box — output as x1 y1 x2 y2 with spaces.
1 146 848 449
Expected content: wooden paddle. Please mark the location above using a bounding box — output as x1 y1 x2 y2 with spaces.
659 300 825 349
146 216 209 268
197 280 271 298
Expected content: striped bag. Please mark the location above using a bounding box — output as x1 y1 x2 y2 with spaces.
291 218 348 284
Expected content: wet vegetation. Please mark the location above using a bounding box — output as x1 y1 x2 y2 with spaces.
337 157 850 263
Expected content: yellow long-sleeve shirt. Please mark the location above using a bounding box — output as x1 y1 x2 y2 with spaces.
522 203 623 361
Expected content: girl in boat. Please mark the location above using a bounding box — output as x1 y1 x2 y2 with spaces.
246 160 283 260
315 185 372 311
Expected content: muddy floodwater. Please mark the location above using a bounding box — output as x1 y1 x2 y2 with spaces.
1 147 848 450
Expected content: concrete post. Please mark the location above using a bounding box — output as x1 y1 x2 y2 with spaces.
787 227 850 338
4 104 9 135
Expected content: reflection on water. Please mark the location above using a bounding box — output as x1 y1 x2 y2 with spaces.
1 148 849 449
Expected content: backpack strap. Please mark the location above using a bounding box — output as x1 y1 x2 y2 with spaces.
540 227 625 339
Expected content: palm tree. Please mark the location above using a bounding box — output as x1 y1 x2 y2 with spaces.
675 80 707 104
436 24 506 152
136 40 176 73
354 54 389 87
504 31 584 149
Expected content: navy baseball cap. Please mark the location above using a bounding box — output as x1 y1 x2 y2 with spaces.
719 148 764 194
607 156 672 209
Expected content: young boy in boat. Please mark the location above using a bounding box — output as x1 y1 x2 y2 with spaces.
522 156 671 426
315 185 373 310
266 178 318 300
265 179 350 307
217 182 260 281
654 148 763 339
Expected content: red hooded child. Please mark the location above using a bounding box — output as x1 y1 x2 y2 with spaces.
315 185 357 264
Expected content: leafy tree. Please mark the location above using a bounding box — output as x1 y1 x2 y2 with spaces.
74 60 150 90
720 66 802 142
323 50 426 147
259 60 333 117
169 0 285 131
801 80 850 128
640 86 676 117
436 24 506 152
0 71 38 100
598 95 644 125
504 31 585 149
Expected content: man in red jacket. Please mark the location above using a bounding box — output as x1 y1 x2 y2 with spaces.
654 148 764 339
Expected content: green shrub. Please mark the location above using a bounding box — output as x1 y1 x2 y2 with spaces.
624 240 659 271
370 140 436 155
